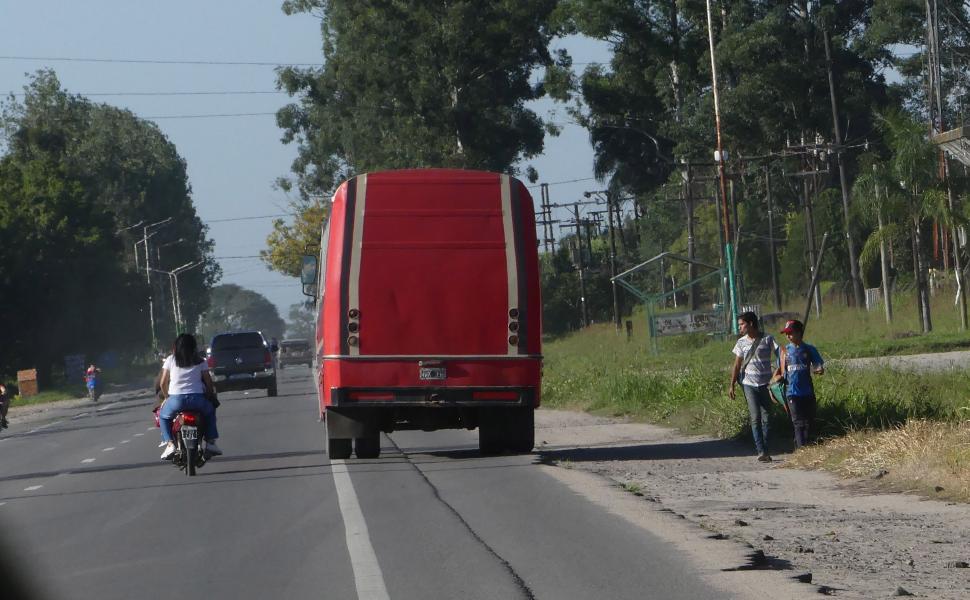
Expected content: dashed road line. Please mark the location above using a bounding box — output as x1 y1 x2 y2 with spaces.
133 433 144 437
102 447 115 452
72 412 90 420
23 485 43 492
81 458 96 464
147 427 156 431
120 440 130 444
96 402 117 412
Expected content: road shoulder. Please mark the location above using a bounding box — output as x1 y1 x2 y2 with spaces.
536 409 970 600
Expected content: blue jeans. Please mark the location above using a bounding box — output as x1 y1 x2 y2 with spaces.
159 393 218 443
742 384 772 455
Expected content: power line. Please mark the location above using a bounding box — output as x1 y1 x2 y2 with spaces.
144 112 278 119
0 55 319 67
204 213 291 223
527 177 598 189
9 90 286 97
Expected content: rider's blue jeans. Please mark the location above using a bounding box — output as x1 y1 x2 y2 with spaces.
159 393 218 443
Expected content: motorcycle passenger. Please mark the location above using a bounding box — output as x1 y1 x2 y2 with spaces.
159 334 222 459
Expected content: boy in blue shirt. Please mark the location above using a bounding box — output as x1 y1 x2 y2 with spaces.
777 319 824 448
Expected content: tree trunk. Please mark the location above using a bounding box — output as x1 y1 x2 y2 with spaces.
913 214 933 333
878 211 894 324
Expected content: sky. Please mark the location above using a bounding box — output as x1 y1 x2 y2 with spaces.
0 1 612 320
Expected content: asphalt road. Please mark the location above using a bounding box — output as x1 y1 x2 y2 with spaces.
0 368 729 600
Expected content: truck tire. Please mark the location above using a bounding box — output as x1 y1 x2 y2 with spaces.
478 412 505 454
354 434 381 459
506 408 535 454
328 436 352 459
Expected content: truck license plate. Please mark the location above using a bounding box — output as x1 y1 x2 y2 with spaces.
419 367 446 380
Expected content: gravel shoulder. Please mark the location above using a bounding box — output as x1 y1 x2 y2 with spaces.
536 409 970 599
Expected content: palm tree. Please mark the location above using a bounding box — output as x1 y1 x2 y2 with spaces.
879 111 940 333
853 155 905 324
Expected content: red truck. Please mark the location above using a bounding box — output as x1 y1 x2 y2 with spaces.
302 169 542 459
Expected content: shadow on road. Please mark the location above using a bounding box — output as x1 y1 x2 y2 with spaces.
537 438 755 463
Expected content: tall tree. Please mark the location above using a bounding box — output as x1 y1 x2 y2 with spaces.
275 0 565 198
0 72 218 379
198 284 286 342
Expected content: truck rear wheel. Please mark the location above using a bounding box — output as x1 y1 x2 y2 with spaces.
478 411 505 454
354 434 381 459
328 436 352 459
506 408 535 454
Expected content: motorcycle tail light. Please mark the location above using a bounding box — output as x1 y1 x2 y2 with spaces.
206 356 216 368
182 413 198 425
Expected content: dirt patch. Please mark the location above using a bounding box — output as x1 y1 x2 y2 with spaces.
536 409 970 599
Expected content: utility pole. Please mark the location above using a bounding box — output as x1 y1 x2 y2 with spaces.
706 0 739 333
925 0 967 329
141 217 173 351
573 204 589 327
765 165 782 310
606 192 621 331
684 162 699 311
823 25 865 309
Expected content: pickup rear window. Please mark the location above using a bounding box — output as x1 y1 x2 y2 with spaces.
211 333 265 351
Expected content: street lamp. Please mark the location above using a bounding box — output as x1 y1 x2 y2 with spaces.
149 261 203 332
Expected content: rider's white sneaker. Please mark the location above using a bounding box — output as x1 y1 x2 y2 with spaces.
158 441 167 448
160 443 175 460
205 442 222 456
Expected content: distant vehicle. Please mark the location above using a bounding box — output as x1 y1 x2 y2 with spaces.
206 331 278 397
302 169 542 460
278 338 312 369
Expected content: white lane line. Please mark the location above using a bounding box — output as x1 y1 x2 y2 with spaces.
23 485 43 492
102 447 115 452
0 502 6 507
73 412 90 419
133 433 144 437
120 440 130 444
331 460 391 600
147 427 155 431
81 458 96 464
96 402 117 412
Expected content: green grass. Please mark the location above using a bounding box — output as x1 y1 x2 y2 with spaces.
542 292 970 440
10 388 82 408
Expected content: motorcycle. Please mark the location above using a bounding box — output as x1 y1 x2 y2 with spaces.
169 411 209 476
84 372 101 401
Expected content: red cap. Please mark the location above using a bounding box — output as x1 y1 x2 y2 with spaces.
781 319 803 334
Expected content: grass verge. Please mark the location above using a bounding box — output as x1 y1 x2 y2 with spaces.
9 388 82 408
788 421 970 502
543 298 970 501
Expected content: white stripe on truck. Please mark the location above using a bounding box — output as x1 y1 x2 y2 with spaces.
500 175 519 356
348 175 368 357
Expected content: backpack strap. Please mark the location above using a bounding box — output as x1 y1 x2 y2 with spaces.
738 336 764 381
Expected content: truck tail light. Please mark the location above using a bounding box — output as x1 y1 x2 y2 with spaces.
264 351 273 367
206 356 216 369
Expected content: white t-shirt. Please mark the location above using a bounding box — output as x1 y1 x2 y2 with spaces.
163 354 208 395
732 334 780 386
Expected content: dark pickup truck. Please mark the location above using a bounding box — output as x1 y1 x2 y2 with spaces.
206 331 278 397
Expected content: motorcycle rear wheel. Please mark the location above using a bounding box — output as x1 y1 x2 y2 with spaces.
185 445 196 476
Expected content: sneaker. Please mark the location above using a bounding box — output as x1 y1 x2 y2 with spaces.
160 443 176 460
757 454 773 463
205 441 223 456
158 441 167 448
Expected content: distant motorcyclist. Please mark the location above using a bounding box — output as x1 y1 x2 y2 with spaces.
84 364 102 401
158 334 222 459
